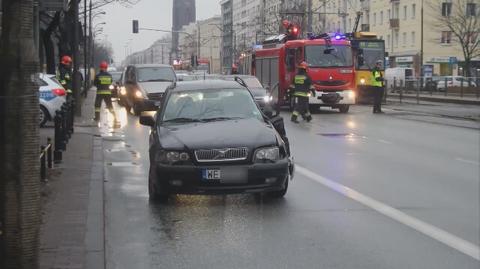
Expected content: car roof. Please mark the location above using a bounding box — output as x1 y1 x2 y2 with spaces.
172 80 246 92
130 64 172 68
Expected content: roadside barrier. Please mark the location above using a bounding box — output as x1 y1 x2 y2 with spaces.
40 98 75 180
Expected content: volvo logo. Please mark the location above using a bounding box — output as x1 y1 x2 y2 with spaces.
213 149 229 160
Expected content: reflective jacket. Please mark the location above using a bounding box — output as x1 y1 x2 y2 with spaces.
372 68 383 87
292 73 312 97
94 71 113 95
57 65 72 92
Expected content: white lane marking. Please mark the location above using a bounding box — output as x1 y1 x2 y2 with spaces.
296 165 480 260
378 139 392 145
455 157 480 166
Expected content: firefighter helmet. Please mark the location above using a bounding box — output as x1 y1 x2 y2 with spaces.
298 61 308 70
99 61 108 70
61 55 72 65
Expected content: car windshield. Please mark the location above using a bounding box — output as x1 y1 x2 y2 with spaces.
242 77 263 88
305 45 353 67
137 67 175 82
111 72 122 82
162 88 263 123
355 41 385 70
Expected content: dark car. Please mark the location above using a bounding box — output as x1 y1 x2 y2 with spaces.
140 80 294 201
123 64 176 115
222 75 272 107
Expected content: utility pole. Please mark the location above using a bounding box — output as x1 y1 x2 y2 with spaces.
89 0 93 72
73 0 81 116
84 0 88 93
307 0 313 32
420 0 424 77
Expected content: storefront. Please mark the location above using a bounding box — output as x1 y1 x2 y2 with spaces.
427 56 458 76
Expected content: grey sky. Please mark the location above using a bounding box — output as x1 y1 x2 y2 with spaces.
100 0 221 63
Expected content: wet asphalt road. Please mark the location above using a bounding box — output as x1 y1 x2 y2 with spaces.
100 103 479 269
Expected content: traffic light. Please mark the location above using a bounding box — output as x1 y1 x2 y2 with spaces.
132 20 139 34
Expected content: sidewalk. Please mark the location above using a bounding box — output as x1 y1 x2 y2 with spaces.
39 90 105 269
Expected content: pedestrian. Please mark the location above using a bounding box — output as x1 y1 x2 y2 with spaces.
57 55 73 96
231 64 238 75
94 61 117 122
290 61 314 123
372 60 385 113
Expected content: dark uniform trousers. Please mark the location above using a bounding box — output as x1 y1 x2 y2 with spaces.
94 73 114 121
372 86 384 113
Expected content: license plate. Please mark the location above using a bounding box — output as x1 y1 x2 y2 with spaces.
202 169 221 180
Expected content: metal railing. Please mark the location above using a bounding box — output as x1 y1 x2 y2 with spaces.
40 98 75 181
385 77 480 103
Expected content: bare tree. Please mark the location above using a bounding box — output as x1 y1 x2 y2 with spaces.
432 0 480 76
0 0 40 268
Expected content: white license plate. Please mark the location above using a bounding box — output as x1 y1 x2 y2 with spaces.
202 169 221 180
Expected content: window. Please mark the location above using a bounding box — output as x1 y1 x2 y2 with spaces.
466 3 477 16
442 2 452 16
394 31 399 47
441 31 452 43
402 32 407 46
412 4 416 19
380 11 384 24
373 12 377 25
404 6 407 20
411 31 416 46
467 32 478 43
388 9 391 19
387 34 391 48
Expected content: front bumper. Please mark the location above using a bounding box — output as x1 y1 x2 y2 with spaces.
309 90 355 105
152 159 290 195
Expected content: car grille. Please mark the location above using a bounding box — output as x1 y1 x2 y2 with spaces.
195 147 249 162
147 92 164 100
314 80 347 86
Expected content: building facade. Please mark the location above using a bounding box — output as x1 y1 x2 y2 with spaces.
172 0 196 60
312 0 479 76
123 37 172 66
178 16 222 73
221 0 233 73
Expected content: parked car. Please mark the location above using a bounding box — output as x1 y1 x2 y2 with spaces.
222 75 272 108
139 80 294 201
123 64 176 115
433 76 477 91
110 71 123 98
39 73 66 127
384 67 416 90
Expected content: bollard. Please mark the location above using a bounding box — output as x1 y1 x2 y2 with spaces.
393 77 397 93
40 146 46 181
54 113 63 163
69 99 75 134
460 79 464 98
47 138 53 169
416 78 420 104
444 77 448 96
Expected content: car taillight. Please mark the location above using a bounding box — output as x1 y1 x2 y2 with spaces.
52 88 66 96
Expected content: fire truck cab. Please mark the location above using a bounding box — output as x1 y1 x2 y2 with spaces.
252 33 356 113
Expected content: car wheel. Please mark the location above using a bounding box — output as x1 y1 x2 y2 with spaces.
339 105 350 113
39 106 49 127
148 165 169 202
268 176 288 198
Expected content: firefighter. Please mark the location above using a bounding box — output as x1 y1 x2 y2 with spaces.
290 61 314 123
372 60 385 113
58 55 73 96
94 61 116 122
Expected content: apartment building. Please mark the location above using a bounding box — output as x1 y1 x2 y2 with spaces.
232 0 263 51
313 0 479 76
221 0 234 72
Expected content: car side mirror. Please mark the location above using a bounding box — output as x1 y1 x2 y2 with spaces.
139 114 155 127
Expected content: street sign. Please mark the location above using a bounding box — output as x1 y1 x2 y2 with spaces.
132 20 139 34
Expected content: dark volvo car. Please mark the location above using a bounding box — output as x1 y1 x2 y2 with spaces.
140 80 294 201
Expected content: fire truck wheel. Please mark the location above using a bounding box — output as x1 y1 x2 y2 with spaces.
339 105 350 113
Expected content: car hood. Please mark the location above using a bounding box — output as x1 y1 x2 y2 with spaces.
158 118 278 150
138 81 173 94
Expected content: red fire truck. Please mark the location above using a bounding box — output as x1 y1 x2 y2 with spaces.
241 23 356 113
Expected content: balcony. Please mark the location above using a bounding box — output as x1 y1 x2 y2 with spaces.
389 18 400 29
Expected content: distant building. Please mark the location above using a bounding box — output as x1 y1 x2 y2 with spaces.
123 37 172 66
220 0 233 73
172 0 196 60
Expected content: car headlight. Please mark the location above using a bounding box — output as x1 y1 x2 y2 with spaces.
360 78 366 85
109 85 115 90
263 95 273 103
254 147 280 163
120 87 127 95
156 150 190 165
347 90 356 99
135 90 144 99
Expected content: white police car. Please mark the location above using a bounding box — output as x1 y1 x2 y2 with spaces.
39 74 66 127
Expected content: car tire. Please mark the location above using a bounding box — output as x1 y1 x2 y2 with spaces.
268 176 288 198
339 105 350 113
148 165 169 202
39 106 49 127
